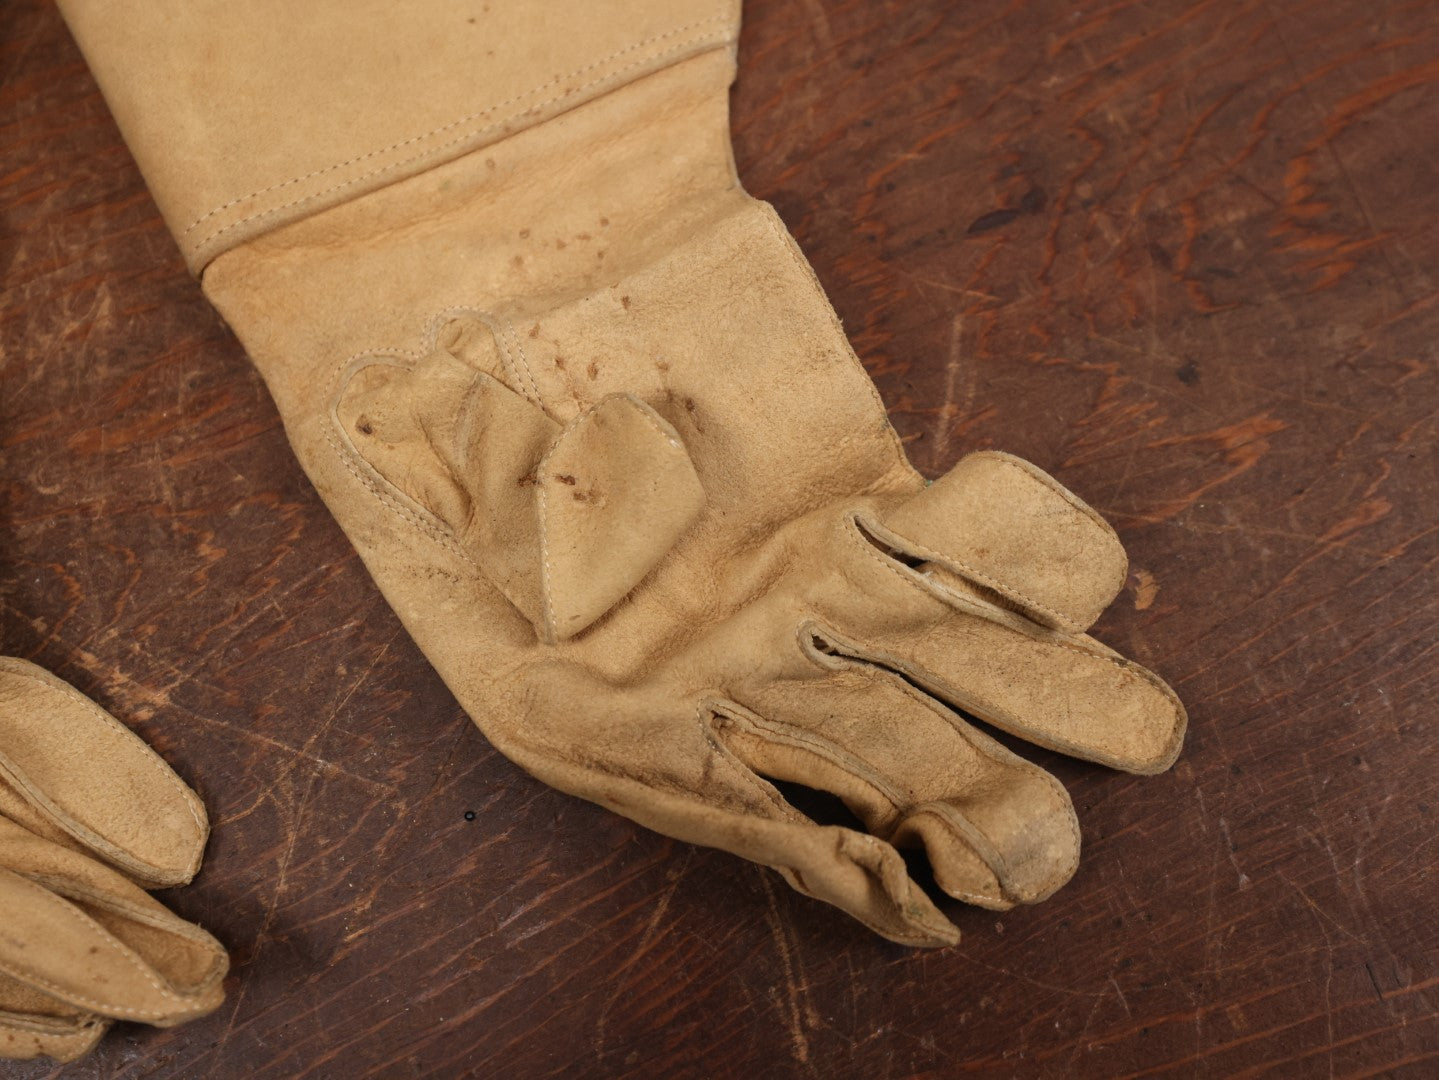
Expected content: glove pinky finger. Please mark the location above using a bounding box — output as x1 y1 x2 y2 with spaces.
515 719 962 949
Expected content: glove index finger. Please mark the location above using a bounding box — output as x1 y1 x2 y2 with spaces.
874 451 1129 634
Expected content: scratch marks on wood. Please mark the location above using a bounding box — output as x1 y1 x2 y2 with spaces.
1131 567 1160 610
928 313 974 468
760 872 816 1070
1217 817 1250 890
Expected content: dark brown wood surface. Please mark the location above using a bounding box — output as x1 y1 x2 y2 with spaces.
3 0 1437 1076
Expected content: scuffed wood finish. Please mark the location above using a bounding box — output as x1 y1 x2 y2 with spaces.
2 0 1435 1075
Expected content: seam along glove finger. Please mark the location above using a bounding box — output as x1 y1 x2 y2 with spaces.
57 0 1187 947
0 659 227 1063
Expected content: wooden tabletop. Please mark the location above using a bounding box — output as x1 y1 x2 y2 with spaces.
3 1 1436 1076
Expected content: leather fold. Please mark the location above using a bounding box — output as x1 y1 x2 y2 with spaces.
0 999 106 1064
335 332 704 643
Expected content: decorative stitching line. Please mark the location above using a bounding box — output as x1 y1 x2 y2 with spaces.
324 418 474 564
498 317 544 406
490 321 532 404
180 16 729 236
536 450 557 643
425 307 538 413
184 20 733 260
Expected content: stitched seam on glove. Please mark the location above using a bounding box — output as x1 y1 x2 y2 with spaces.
324 353 476 563
496 315 545 407
756 207 915 485
715 708 910 811
183 18 737 262
19 874 225 964
324 304 561 561
692 703 800 819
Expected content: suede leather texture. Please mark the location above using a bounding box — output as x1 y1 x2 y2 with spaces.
58 2 1186 947
0 659 227 1063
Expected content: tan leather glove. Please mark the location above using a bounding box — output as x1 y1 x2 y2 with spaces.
58 0 1185 946
0 658 228 1062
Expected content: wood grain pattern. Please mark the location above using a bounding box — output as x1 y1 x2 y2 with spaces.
2 0 1436 1076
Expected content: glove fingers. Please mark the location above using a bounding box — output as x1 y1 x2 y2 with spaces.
0 974 108 1063
829 516 1186 774
881 605 1184 775
723 663 1079 908
513 675 959 946
0 821 227 1025
0 657 209 887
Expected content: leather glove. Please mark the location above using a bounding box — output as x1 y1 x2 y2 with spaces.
58 0 1186 946
0 657 228 1062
